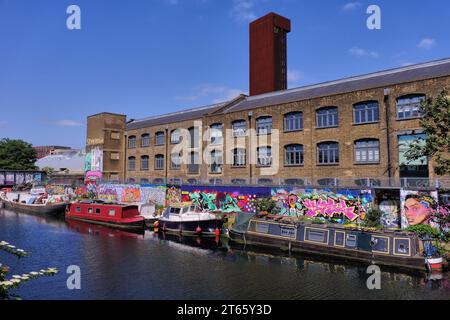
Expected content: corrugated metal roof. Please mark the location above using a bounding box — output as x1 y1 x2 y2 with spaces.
127 102 228 130
224 58 450 113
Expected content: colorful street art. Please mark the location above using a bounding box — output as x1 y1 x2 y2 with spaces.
84 147 103 182
271 188 373 222
178 186 269 213
141 185 167 207
45 185 66 196
167 186 182 205
400 190 439 229
97 184 141 203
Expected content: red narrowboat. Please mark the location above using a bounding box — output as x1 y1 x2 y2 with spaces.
66 201 145 231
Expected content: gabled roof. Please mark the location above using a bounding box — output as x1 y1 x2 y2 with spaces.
223 58 450 113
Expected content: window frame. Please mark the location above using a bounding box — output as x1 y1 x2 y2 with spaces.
284 144 304 166
317 142 339 165
354 139 380 164
155 132 165 146
141 134 150 148
257 146 273 167
210 123 223 145
232 148 246 167
284 112 303 132
232 120 247 137
128 136 137 149
128 156 136 171
210 150 223 174
316 107 339 129
396 94 426 120
155 154 164 170
353 101 380 125
256 116 273 135
140 155 150 171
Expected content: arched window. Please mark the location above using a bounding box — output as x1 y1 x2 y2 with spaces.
285 144 304 166
153 178 164 184
155 154 164 170
128 156 136 171
354 139 380 164
128 136 137 149
140 178 149 184
140 155 149 171
141 134 150 147
171 129 182 144
257 146 272 167
210 150 223 174
232 148 246 167
256 116 272 135
396 94 426 120
210 124 223 145
353 101 379 124
232 120 246 137
155 132 165 146
284 112 303 132
316 107 339 128
171 152 182 170
188 127 200 148
317 142 339 164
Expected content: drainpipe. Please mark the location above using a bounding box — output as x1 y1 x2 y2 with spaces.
123 133 128 184
248 111 253 185
384 88 393 183
165 126 169 184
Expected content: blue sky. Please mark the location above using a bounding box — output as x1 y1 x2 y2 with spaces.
0 0 449 149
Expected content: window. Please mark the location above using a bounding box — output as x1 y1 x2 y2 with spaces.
88 208 93 214
284 179 305 186
354 101 380 124
232 120 246 137
141 155 149 171
258 179 273 185
155 154 164 170
171 153 182 170
128 156 136 171
317 142 339 164
153 178 164 184
285 144 304 166
76 206 81 213
128 136 137 148
171 129 181 144
140 179 149 184
108 209 116 217
257 146 272 167
210 124 223 145
188 127 199 148
210 150 223 174
155 132 165 145
256 117 272 135
355 139 380 164
316 107 339 128
209 178 223 185
232 179 247 185
95 208 101 215
284 112 303 132
232 148 246 167
397 94 426 120
188 152 199 174
141 134 150 147
317 178 338 186
128 178 136 183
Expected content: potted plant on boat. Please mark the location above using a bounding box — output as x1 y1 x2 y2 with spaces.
406 224 444 271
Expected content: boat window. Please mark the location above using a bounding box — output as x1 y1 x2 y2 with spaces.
280 227 296 239
189 206 195 212
169 207 181 214
346 234 357 248
95 208 101 215
307 229 327 243
88 208 93 214
108 209 116 216
76 207 81 213
255 223 269 234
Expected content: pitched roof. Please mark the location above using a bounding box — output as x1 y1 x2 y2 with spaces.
126 102 228 131
126 58 450 130
223 58 450 113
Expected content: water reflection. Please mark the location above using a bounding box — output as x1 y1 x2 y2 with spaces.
1 209 449 300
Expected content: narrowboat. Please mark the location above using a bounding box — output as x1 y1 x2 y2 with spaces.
157 202 224 237
0 191 68 218
66 201 145 231
229 215 440 272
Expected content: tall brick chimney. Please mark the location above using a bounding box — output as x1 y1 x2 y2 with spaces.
250 12 291 96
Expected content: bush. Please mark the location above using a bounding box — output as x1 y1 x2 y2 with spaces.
363 207 383 228
255 197 277 214
406 224 441 239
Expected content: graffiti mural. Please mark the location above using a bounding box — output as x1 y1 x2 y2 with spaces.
179 186 269 213
98 184 120 202
97 184 141 203
85 147 103 182
167 186 182 205
400 190 439 229
271 188 373 222
121 186 141 203
141 185 167 207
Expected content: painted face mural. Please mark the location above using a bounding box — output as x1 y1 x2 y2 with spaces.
400 190 438 228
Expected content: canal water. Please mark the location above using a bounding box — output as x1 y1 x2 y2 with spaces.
1 209 449 300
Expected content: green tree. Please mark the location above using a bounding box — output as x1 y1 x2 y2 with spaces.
0 139 38 170
405 89 450 176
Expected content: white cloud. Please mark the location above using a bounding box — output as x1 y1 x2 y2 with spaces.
288 69 304 86
54 120 83 127
341 2 362 11
232 0 258 22
176 84 244 103
418 38 436 50
348 47 379 58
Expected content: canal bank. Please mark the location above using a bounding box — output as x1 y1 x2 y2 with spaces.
0 208 449 300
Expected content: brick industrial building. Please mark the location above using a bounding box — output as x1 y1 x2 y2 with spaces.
86 13 450 188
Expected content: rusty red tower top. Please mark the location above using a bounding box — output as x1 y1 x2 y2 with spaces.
249 12 291 96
